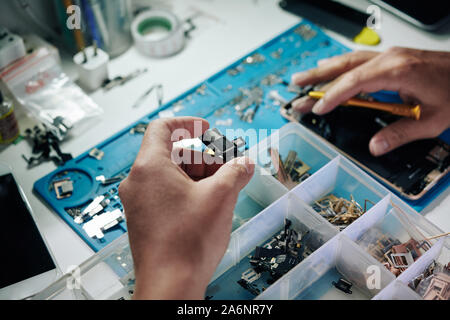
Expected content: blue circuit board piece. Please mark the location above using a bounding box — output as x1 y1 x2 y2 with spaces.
33 20 450 252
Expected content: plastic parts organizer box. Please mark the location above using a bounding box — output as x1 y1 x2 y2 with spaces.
33 123 447 300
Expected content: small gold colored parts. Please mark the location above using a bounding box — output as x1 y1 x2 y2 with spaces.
313 194 374 229
269 148 311 189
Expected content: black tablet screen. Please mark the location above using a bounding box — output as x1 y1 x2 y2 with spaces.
0 174 55 289
381 0 450 26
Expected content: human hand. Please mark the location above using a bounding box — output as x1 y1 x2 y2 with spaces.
291 48 450 156
119 117 255 300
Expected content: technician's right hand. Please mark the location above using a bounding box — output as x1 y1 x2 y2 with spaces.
119 117 254 300
291 47 450 156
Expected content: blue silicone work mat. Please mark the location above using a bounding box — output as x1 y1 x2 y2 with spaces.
33 20 450 252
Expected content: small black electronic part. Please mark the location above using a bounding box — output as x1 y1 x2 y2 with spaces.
66 206 82 218
53 178 74 200
332 278 353 294
201 128 246 162
89 148 105 161
22 125 73 168
237 279 261 296
237 219 310 296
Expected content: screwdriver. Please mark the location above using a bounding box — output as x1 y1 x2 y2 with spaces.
308 91 421 120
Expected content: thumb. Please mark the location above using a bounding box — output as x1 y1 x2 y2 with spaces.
202 157 255 199
369 118 431 156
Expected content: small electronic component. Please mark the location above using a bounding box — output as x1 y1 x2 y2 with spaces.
89 148 105 161
73 195 111 224
53 178 74 200
312 194 373 230
237 219 312 296
227 65 244 76
268 148 311 189
243 53 265 65
357 227 431 277
22 125 73 168
408 260 450 300
332 278 353 294
82 209 124 239
201 128 246 162
294 24 317 41
129 123 148 135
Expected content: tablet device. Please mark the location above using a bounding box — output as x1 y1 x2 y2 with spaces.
370 0 450 30
0 165 58 299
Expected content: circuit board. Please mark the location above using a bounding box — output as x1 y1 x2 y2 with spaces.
33 19 450 252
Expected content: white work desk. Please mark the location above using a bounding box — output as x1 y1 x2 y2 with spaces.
1 0 449 285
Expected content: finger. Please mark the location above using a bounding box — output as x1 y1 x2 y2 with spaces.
291 51 379 86
201 157 255 200
173 148 223 180
138 117 209 162
291 77 338 113
369 118 435 156
291 96 317 113
311 58 405 115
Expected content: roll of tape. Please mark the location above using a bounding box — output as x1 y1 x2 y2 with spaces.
131 10 186 58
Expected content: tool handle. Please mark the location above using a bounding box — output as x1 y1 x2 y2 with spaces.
308 91 421 120
346 98 421 120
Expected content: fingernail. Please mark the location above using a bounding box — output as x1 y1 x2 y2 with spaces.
317 58 330 66
291 99 302 109
312 99 325 114
370 138 390 156
235 157 254 175
291 72 307 84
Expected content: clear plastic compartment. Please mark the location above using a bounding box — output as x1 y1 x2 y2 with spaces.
250 122 339 190
291 156 387 229
206 193 338 300
257 234 395 300
343 195 443 277
373 237 448 300
232 165 288 230
372 280 422 300
31 234 132 300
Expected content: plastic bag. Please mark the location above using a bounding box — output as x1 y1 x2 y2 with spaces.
0 47 103 140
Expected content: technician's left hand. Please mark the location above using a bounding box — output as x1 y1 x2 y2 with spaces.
119 117 255 300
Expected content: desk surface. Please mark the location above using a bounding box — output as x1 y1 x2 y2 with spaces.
1 0 449 276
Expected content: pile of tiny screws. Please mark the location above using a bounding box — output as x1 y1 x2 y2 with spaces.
312 194 374 230
294 24 317 41
268 148 311 189
233 87 264 123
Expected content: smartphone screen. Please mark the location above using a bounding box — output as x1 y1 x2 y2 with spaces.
0 174 56 290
